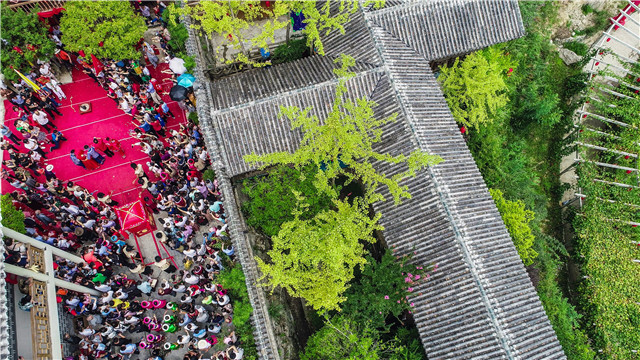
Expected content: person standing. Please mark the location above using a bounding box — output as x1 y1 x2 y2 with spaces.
2 124 21 144
160 100 176 119
84 145 105 165
32 110 56 132
51 130 67 150
147 80 162 104
153 256 177 273
105 137 126 159
93 137 114 157
45 78 67 100
23 138 46 158
69 150 86 169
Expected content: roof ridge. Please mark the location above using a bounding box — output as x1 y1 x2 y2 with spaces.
362 20 518 359
210 66 385 117
365 13 431 63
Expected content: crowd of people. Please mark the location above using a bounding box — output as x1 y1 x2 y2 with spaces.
3 2 249 359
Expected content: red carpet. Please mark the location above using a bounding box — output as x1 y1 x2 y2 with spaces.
3 64 187 204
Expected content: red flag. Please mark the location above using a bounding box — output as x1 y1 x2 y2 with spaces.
91 54 104 75
78 49 85 57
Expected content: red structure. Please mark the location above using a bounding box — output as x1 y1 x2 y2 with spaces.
115 198 176 268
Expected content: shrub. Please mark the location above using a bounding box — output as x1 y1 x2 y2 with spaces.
271 37 309 64
202 169 215 182
563 41 589 57
1 194 26 234
581 4 595 15
218 265 258 359
438 47 513 129
188 111 199 125
489 189 538 266
241 165 333 237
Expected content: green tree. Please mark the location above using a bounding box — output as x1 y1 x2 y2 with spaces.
489 189 537 265
0 3 56 82
342 250 427 330
438 47 512 129
301 316 381 360
1 194 26 234
176 1 379 66
257 194 382 312
245 55 442 205
241 164 333 237
60 1 146 60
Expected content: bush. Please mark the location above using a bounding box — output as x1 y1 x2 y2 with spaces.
271 37 309 64
188 111 199 125
489 189 538 266
581 4 595 15
1 194 26 234
202 169 215 182
563 41 589 57
241 165 333 237
218 265 258 360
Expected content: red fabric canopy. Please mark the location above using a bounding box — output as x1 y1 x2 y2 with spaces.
115 199 153 236
38 7 64 20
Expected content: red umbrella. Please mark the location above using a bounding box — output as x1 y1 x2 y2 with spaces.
91 54 104 75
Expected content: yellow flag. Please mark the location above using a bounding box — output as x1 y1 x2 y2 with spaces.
13 68 41 92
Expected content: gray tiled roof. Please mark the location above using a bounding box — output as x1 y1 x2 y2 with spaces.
0 228 12 359
365 0 525 61
199 1 564 359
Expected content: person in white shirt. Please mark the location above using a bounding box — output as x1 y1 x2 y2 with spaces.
32 110 56 132
23 138 47 157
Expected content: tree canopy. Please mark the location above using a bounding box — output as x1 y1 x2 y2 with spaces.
1 194 26 234
438 47 512 129
175 1 376 66
245 55 442 205
489 188 537 266
0 3 56 82
60 1 146 60
257 194 382 312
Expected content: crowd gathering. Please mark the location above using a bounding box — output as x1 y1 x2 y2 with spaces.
2 2 248 359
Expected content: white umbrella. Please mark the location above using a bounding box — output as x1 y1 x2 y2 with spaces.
168 57 187 75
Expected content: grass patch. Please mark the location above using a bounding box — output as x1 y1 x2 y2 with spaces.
563 41 588 56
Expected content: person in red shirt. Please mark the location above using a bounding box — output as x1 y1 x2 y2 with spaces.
93 137 114 157
105 137 126 159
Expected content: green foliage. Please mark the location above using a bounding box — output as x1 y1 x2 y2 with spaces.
257 195 382 313
564 41 589 57
245 55 442 205
217 265 258 360
301 316 381 360
301 316 425 360
342 250 427 330
0 3 56 82
572 65 640 358
187 111 199 125
438 47 513 129
535 232 596 360
489 189 538 266
60 1 146 60
242 165 333 237
162 5 189 54
271 37 309 64
177 1 382 66
202 169 215 182
1 194 26 234
581 4 595 15
178 53 196 73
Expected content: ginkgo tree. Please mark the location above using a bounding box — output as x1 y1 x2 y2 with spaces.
248 55 442 312
174 0 376 66
245 54 443 205
257 193 381 312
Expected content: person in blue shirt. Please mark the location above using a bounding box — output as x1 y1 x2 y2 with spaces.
84 145 106 165
160 100 175 118
51 130 67 150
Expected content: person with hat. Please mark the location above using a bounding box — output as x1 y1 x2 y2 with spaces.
44 164 56 181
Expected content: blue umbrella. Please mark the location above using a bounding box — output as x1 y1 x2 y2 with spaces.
177 73 195 88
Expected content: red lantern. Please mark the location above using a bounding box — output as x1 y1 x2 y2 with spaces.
12 46 23 54
626 170 632 174
606 38 611 42
625 155 630 159
595 62 600 66
583 114 588 118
